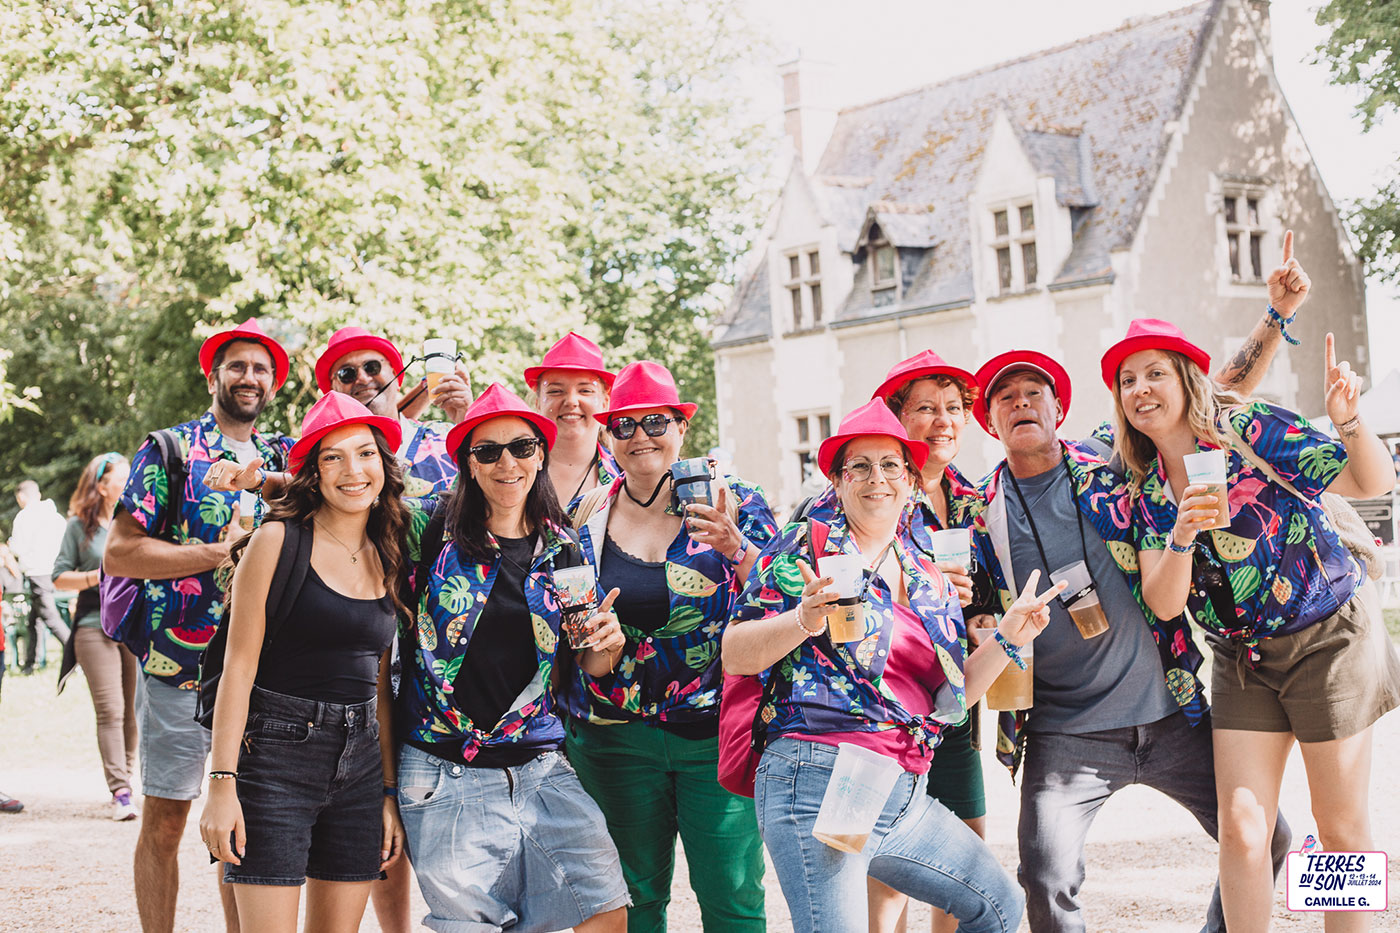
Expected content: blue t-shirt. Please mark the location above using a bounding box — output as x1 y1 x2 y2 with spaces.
1003 462 1176 734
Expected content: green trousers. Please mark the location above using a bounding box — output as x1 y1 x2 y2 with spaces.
565 718 766 933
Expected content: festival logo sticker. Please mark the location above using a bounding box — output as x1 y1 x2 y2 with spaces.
1286 834 1388 912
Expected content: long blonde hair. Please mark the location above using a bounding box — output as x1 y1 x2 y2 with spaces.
1111 350 1246 495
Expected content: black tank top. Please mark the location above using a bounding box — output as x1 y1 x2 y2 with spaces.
255 566 395 704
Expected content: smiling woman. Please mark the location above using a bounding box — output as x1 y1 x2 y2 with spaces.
198 392 409 933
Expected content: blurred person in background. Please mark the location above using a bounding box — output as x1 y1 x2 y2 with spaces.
11 479 70 672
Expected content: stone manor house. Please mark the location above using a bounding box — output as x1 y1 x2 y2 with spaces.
712 0 1370 513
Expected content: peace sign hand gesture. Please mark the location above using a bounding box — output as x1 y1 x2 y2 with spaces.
1323 332 1363 430
1267 230 1310 319
996 570 1068 648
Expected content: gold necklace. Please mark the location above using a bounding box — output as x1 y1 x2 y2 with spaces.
316 520 368 564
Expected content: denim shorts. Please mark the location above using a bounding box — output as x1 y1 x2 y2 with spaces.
137 675 211 801
224 686 387 886
755 737 1022 933
396 745 629 933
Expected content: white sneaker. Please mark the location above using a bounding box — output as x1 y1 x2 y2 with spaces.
111 791 138 822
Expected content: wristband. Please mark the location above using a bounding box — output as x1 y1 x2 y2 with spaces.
384 786 399 799
1166 537 1193 555
1266 305 1300 346
252 468 267 493
208 770 238 781
729 538 751 563
994 632 1027 670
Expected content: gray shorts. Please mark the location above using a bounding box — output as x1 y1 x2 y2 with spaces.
137 675 211 800
396 746 629 932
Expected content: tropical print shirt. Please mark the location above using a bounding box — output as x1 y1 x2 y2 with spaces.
399 418 459 498
399 499 579 761
1132 401 1360 645
971 439 1208 774
119 411 293 688
561 474 777 725
731 505 968 751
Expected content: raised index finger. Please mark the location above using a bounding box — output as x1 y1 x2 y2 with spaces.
797 559 818 584
1282 229 1293 264
596 587 620 615
1325 332 1336 373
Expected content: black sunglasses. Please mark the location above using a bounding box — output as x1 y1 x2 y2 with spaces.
335 360 384 384
607 413 678 440
468 437 543 464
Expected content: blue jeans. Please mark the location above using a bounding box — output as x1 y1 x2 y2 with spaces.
755 737 1023 933
1017 711 1291 933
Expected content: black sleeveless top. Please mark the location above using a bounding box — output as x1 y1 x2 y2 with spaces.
255 566 395 704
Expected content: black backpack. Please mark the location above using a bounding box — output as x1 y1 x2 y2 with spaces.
194 520 313 729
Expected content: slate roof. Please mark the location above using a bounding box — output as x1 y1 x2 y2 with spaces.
716 0 1221 346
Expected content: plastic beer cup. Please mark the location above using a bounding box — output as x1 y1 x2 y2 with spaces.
1182 450 1230 531
811 743 904 853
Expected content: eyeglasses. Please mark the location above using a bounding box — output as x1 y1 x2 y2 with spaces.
469 437 543 464
216 361 273 380
841 457 908 483
335 360 384 384
607 414 678 440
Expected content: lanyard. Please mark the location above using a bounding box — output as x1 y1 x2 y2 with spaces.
1004 459 1093 581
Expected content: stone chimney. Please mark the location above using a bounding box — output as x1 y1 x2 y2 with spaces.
778 57 836 169
1247 0 1272 62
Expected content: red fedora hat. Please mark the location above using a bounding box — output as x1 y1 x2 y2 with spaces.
446 383 559 466
871 349 977 402
817 399 930 476
523 332 616 391
1100 318 1210 388
287 392 402 473
199 318 291 390
594 361 698 423
314 327 406 393
972 350 1072 434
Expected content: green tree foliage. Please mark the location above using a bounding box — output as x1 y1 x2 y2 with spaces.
1316 0 1400 280
0 0 769 521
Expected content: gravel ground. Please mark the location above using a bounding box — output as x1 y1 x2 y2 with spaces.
3 644 1397 932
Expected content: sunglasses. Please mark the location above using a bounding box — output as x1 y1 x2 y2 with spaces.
607 413 678 440
335 360 384 384
469 437 543 464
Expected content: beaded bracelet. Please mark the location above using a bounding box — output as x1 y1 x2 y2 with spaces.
994 632 1028 670
1266 304 1300 346
208 770 238 781
795 608 825 638
1166 538 1193 555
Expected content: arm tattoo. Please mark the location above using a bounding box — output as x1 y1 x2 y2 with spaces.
1219 335 1265 388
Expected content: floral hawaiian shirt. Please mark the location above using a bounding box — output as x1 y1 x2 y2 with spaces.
1132 401 1360 645
731 506 968 751
972 439 1208 775
561 474 777 725
399 500 580 762
119 411 293 688
398 418 459 497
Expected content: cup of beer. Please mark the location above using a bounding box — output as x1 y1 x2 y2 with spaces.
238 490 258 533
818 553 867 642
974 624 1034 710
811 743 903 853
1182 450 1231 530
423 338 457 399
1050 559 1108 639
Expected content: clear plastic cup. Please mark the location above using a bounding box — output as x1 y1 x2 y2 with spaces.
1051 559 1108 639
811 743 904 853
1183 450 1230 530
423 338 457 398
927 528 972 568
975 626 1034 710
554 565 598 649
818 553 866 642
238 490 258 532
671 457 714 510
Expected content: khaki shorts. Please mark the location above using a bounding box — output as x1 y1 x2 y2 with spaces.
1208 580 1400 743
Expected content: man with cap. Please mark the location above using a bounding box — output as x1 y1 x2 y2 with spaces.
104 318 294 933
967 340 1291 933
315 326 473 498
524 331 620 504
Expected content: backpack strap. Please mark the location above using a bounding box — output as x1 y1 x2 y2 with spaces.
263 520 313 646
148 429 187 541
570 484 613 531
789 493 817 523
